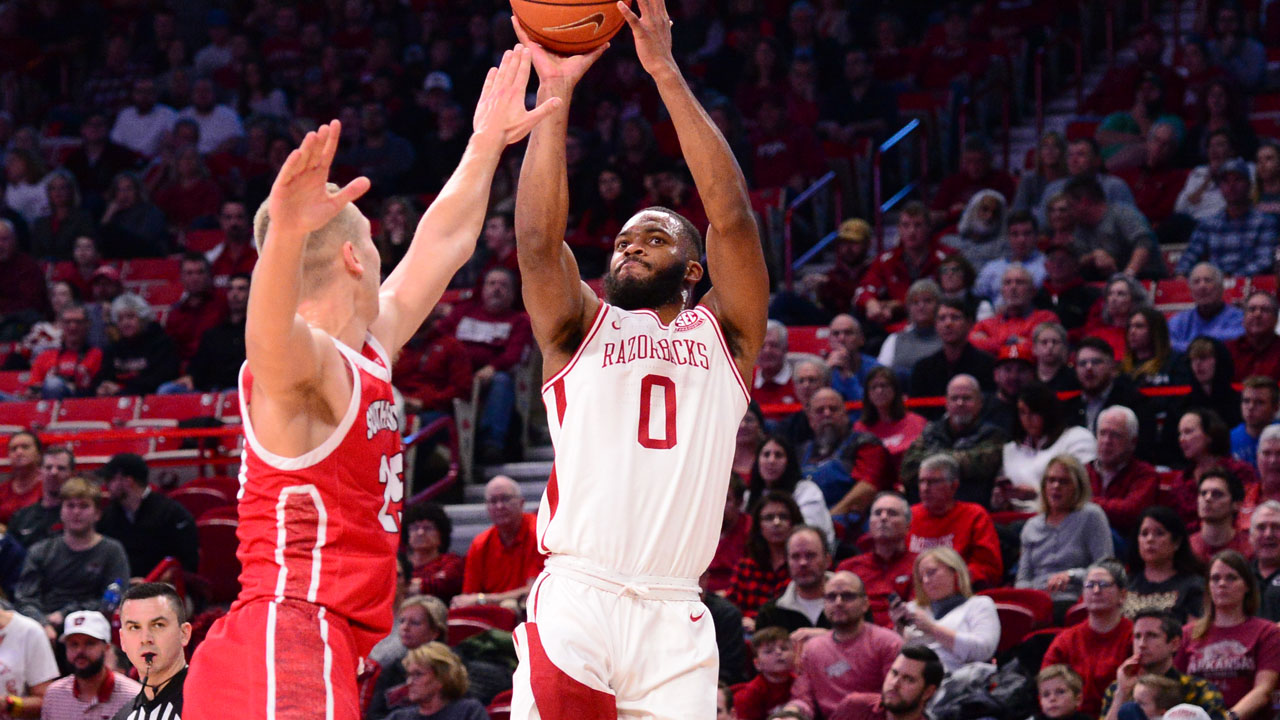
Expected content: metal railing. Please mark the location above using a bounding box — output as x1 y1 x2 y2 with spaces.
873 119 928 253
782 171 841 291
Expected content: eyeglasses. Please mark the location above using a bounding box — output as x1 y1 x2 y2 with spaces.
823 591 865 602
1083 580 1116 591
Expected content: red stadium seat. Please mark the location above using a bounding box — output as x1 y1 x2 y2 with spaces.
1252 275 1278 295
183 229 223 253
994 603 1037 655
1223 276 1247 304
488 689 513 720
215 391 241 422
0 400 57 430
52 423 152 464
786 326 830 357
182 475 240 500
137 282 184 307
978 588 1053 629
121 258 181 283
0 371 28 396
1066 120 1100 140
137 393 219 421
1063 602 1087 626
447 605 518 646
170 486 233 521
197 515 242 604
1154 277 1192 305
54 396 138 426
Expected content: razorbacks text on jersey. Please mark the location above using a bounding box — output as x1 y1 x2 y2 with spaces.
537 303 750 580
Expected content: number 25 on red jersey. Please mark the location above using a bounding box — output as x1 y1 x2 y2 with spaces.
378 452 404 532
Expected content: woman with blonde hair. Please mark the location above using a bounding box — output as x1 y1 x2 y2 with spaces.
1015 455 1114 613
385 641 486 719
889 547 1000 672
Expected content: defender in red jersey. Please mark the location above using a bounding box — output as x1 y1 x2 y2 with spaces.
185 48 561 720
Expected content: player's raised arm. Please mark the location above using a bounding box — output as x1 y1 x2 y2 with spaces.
246 121 370 394
372 46 562 354
511 21 609 366
619 0 768 371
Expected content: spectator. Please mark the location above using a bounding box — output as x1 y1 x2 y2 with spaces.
437 267 531 462
374 196 418 278
1066 337 1154 451
1034 138 1137 227
1207 5 1267 91
905 453 1003 588
163 253 227 367
25 305 101 400
1042 559 1135 716
780 359 829 448
890 547 999 672
1101 609 1229 720
473 212 520 293
402 503 463 604
98 173 169 258
95 294 180 397
15 477 129 640
8 445 71 552
0 220 51 335
854 367 928 463
451 476 543 610
62 112 140 211
31 171 96 261
1227 293 1280 383
809 221 874 320
367 597 451 720
52 236 107 304
728 492 800 621
4 148 51 226
232 59 290 121
1098 70 1181 170
1126 506 1206 622
705 576 751 688
1037 665 1090 720
392 303 472 422
1016 455 1114 608
0 431 43 525
177 78 244 155
1001 382 1099 509
901 375 1007 507
732 626 796 720
826 314 881 403
0 601 54 718
116 583 189 720
718 684 737 720
96 453 197 577
930 136 1016 226
1255 141 1280 214
1033 322 1079 392
748 96 824 194
909 298 996 401
192 9 233 77
735 406 768 480
1034 243 1102 333
166 272 247 394
799 387 892 518
854 203 951 328
1243 430 1280 528
1085 274 1151 359
1082 22 1184 116
47 611 140 720
876 280 943 380
969 265 1061 355
748 434 835 548
1172 338 1244 437
1124 307 1188 391
109 78 177 159
1232 377 1280 470
1175 129 1252 223
1012 132 1069 216
755 527 834 634
1177 408 1258 505
1250 499 1280 621
1190 470 1252 564
983 342 1038 434
338 102 416 193
1177 550 1280 719
784 571 904 720
708 479 752 595
1114 120 1191 228
1089 406 1161 537
837 492 916 627
835 645 945 720
151 146 223 231
753 321 797 407
974 211 1047 305
1066 177 1159 279
936 254 994 325
939 190 1007 268
1178 162 1277 278
819 48 898 146
1169 265 1246 352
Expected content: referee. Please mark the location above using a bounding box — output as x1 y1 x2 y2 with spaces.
113 582 190 720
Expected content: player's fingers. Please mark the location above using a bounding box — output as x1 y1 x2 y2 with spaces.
275 147 306 185
512 46 534 93
295 130 320 172
319 119 342 167
494 48 516 90
617 1 641 28
333 176 371 205
511 16 535 47
517 96 563 137
582 41 610 67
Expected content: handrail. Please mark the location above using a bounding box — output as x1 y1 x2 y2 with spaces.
1034 36 1085 140
873 119 928 253
783 171 841 291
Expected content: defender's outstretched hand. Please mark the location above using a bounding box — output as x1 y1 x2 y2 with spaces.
474 46 565 145
511 18 609 88
267 120 370 237
617 0 677 78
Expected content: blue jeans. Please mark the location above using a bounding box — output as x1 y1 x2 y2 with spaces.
479 370 515 451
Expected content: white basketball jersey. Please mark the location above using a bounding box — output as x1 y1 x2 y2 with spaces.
538 302 751 580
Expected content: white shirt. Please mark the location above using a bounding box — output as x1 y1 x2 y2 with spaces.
110 105 178 158
0 613 59 698
1002 425 1098 511
4 177 50 224
903 595 1000 671
177 105 245 154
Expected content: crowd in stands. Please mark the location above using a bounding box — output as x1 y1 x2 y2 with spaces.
6 0 1280 717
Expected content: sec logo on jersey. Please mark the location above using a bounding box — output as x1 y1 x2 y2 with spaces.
673 311 704 332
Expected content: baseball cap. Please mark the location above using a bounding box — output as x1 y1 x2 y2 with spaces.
99 453 149 484
423 72 452 93
1215 158 1250 181
60 611 112 643
1163 706 1210 720
836 218 871 244
91 265 122 283
996 342 1034 365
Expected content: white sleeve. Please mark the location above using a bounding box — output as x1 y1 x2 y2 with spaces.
794 481 836 548
948 596 1001 664
20 617 59 688
877 335 897 367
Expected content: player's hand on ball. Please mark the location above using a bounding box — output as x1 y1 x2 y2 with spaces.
474 46 564 146
267 120 370 236
510 17 609 87
617 0 676 77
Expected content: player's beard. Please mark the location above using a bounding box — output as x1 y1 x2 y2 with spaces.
72 654 106 679
604 260 688 311
882 691 923 715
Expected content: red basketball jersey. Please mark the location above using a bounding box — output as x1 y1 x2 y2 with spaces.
233 334 404 656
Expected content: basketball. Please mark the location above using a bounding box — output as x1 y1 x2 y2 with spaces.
510 0 629 55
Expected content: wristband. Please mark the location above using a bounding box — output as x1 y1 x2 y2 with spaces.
8 694 22 716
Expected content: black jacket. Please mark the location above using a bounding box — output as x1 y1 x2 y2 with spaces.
98 490 199 575
98 322 180 395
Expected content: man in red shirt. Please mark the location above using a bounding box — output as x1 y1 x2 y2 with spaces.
392 303 473 417
205 200 258 285
452 476 544 609
968 265 1059 354
1043 560 1134 716
1088 405 1160 537
838 492 915 626
830 646 944 720
906 453 1003 587
855 203 951 328
164 252 227 366
26 305 102 399
1114 122 1190 227
1228 292 1280 383
752 321 797 407
1189 470 1252 563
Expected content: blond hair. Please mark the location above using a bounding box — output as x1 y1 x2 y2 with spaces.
402 642 468 701
1037 664 1082 695
252 185 367 292
58 476 102 504
912 547 973 608
1038 454 1093 515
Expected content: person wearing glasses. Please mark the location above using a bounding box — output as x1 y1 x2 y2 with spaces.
384 642 486 720
1177 550 1280 720
784 571 904 720
889 547 998 673
450 476 544 610
1042 559 1135 716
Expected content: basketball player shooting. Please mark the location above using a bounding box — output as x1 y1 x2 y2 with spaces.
510 0 769 715
184 47 560 720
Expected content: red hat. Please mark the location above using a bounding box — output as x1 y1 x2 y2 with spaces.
997 341 1034 365
91 265 121 283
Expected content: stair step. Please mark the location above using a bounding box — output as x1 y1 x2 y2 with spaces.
463 477 548 503
481 460 553 483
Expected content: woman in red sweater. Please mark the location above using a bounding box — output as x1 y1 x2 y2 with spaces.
402 501 464 604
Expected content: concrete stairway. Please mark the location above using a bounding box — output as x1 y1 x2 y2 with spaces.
445 444 552 552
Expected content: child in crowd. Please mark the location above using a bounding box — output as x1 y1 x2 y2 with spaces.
1129 675 1184 720
1035 665 1092 720
734 627 797 720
